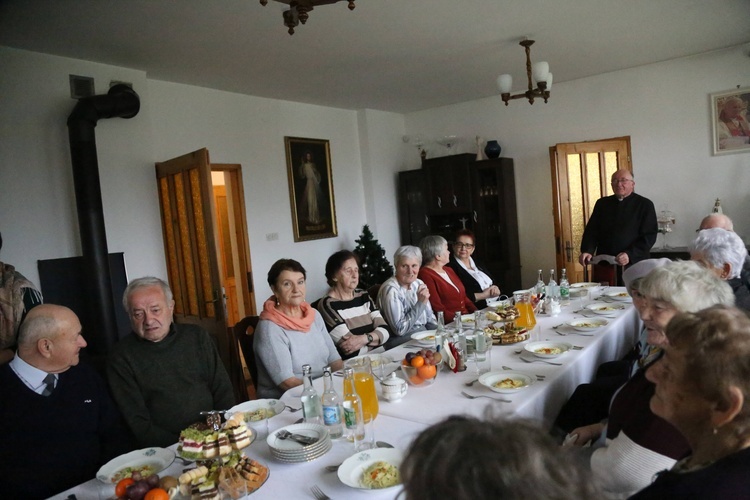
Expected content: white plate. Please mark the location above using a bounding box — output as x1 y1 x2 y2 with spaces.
97 447 175 483
225 398 285 423
585 303 627 316
411 330 438 346
566 318 609 332
604 290 633 302
267 423 329 452
337 448 403 493
479 371 534 393
524 341 571 359
570 282 599 288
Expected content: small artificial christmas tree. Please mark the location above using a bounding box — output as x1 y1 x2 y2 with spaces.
353 224 394 289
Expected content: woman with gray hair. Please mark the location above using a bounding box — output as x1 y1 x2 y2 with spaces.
377 246 436 349
631 306 750 498
570 261 735 497
690 227 750 311
417 235 477 316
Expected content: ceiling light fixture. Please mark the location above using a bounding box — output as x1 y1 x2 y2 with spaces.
260 0 356 35
497 39 552 106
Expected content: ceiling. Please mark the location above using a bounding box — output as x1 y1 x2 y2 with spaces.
1 0 749 113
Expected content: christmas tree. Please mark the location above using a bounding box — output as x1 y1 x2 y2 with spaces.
353 224 394 289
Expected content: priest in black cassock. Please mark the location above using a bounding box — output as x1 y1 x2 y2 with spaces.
579 169 657 285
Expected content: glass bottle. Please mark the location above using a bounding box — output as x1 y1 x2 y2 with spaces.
300 364 322 425
453 311 467 372
559 269 570 305
535 269 546 297
342 367 364 442
547 269 559 301
435 311 445 352
321 367 343 439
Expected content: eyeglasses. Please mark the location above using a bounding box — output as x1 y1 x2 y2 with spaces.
454 242 475 250
611 179 633 184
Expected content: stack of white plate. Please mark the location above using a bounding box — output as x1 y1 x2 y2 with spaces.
266 423 331 463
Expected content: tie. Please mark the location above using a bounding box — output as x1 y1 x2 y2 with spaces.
42 374 56 396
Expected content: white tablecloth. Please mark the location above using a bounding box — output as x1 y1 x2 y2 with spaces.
54 288 638 500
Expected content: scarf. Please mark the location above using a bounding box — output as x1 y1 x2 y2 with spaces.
259 295 315 332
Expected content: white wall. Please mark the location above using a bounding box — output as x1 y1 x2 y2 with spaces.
0 47 382 312
2 44 748 313
402 44 750 287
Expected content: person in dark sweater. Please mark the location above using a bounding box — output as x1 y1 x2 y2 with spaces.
630 306 750 499
108 277 235 447
0 304 131 499
579 169 657 285
446 229 501 309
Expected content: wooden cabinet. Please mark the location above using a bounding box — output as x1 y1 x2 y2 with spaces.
397 155 521 291
423 153 474 214
471 158 521 293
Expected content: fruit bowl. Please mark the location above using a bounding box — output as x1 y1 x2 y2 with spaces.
400 363 439 386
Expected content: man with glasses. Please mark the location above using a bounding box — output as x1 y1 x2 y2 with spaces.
579 170 657 285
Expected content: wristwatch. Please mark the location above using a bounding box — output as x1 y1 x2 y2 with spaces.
366 333 374 345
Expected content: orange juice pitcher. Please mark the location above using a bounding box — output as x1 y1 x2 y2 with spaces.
344 357 379 419
513 290 537 329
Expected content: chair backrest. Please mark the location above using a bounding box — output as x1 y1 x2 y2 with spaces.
234 315 260 392
367 283 381 301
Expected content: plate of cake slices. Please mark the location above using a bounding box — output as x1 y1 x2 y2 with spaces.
177 414 255 461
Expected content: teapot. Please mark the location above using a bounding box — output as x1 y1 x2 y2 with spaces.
380 372 408 402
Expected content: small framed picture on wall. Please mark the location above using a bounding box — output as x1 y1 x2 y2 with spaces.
710 87 750 155
284 136 338 241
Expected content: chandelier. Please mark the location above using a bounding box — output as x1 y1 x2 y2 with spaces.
496 39 552 106
260 0 356 35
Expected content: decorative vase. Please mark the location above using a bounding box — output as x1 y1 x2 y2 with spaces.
484 140 501 159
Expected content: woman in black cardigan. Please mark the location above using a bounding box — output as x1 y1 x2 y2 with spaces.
446 229 501 309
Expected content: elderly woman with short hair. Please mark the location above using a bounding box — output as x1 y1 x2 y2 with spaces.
254 258 342 399
631 306 750 499
377 246 436 349
417 235 477 317
690 227 750 311
317 250 390 360
570 260 735 497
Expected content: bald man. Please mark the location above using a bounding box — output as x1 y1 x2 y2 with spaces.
580 169 658 284
699 213 734 231
0 305 131 498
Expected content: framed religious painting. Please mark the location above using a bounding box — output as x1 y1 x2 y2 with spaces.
711 87 750 155
284 136 338 241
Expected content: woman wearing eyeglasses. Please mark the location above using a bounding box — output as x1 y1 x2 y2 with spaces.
446 229 501 309
317 250 391 360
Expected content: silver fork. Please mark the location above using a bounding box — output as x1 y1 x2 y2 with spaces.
501 365 545 380
460 390 511 403
310 485 331 500
520 356 562 366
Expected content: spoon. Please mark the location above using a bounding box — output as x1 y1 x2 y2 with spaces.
464 378 479 386
325 441 395 472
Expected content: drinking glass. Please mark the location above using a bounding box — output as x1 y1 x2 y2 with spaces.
344 357 379 419
219 474 248 499
355 412 376 452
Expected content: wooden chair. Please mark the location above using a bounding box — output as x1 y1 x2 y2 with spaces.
232 315 260 401
367 283 381 300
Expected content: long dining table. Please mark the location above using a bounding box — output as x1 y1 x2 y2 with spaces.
54 287 639 500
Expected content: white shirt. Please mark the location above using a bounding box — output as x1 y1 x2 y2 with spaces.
455 257 494 291
9 354 56 394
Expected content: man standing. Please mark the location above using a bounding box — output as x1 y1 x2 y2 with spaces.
579 170 657 284
108 277 235 447
0 304 130 498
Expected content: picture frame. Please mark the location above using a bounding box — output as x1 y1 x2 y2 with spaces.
284 136 338 241
710 87 750 156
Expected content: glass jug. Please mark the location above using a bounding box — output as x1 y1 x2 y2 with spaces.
344 357 379 419
513 290 537 329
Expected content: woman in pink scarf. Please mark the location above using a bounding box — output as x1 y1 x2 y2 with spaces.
254 258 342 399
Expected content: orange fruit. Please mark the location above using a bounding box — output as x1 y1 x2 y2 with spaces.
402 358 410 366
409 374 424 385
410 355 425 368
115 478 135 497
145 488 170 500
417 364 437 380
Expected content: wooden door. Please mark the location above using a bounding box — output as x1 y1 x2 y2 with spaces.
155 148 230 367
550 137 632 283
